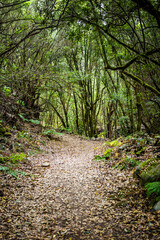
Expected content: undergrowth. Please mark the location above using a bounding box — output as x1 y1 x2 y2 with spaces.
93 135 160 208
145 182 160 200
0 165 29 179
114 157 140 170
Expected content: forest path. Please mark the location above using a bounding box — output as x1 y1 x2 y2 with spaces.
1 134 159 239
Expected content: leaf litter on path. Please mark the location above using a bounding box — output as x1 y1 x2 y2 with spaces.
0 134 159 239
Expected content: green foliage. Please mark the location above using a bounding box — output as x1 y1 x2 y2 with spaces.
2 86 11 97
118 116 130 136
17 130 31 140
114 157 140 170
27 149 41 156
135 146 146 155
10 153 27 164
29 119 40 125
0 156 8 163
0 166 9 171
94 155 106 161
133 158 160 184
1 0 160 140
0 124 11 137
136 138 146 146
0 165 28 179
60 127 73 133
97 131 107 138
18 114 28 122
104 140 122 147
18 114 40 125
42 129 63 136
94 148 112 161
17 101 25 106
103 148 112 158
145 182 160 197
139 158 159 170
39 140 46 146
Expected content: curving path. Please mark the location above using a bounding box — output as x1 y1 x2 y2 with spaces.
0 134 159 239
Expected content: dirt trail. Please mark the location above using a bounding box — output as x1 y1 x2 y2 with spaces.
1 134 159 239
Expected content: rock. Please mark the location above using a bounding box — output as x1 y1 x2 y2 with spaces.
133 158 160 183
41 162 50 167
153 201 160 211
140 164 160 183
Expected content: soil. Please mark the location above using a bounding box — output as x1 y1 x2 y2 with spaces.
0 134 160 239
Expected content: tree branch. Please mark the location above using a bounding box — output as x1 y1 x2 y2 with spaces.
131 0 160 27
123 71 160 96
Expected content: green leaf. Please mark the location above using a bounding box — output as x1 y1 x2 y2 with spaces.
18 114 28 122
94 155 106 161
10 153 27 163
104 140 122 147
0 166 9 171
29 119 40 125
104 148 112 158
2 86 11 97
145 182 160 197
0 165 29 179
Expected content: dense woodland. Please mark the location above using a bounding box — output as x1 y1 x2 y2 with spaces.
0 1 160 239
0 0 160 138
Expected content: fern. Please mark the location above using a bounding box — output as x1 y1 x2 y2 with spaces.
0 165 29 179
29 119 40 125
18 114 28 122
18 114 40 125
0 166 9 171
145 182 160 197
43 129 63 136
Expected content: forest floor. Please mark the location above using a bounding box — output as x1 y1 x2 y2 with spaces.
0 133 160 240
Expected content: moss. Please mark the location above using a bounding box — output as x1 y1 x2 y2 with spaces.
133 157 158 174
141 158 158 168
140 164 160 183
134 158 160 184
